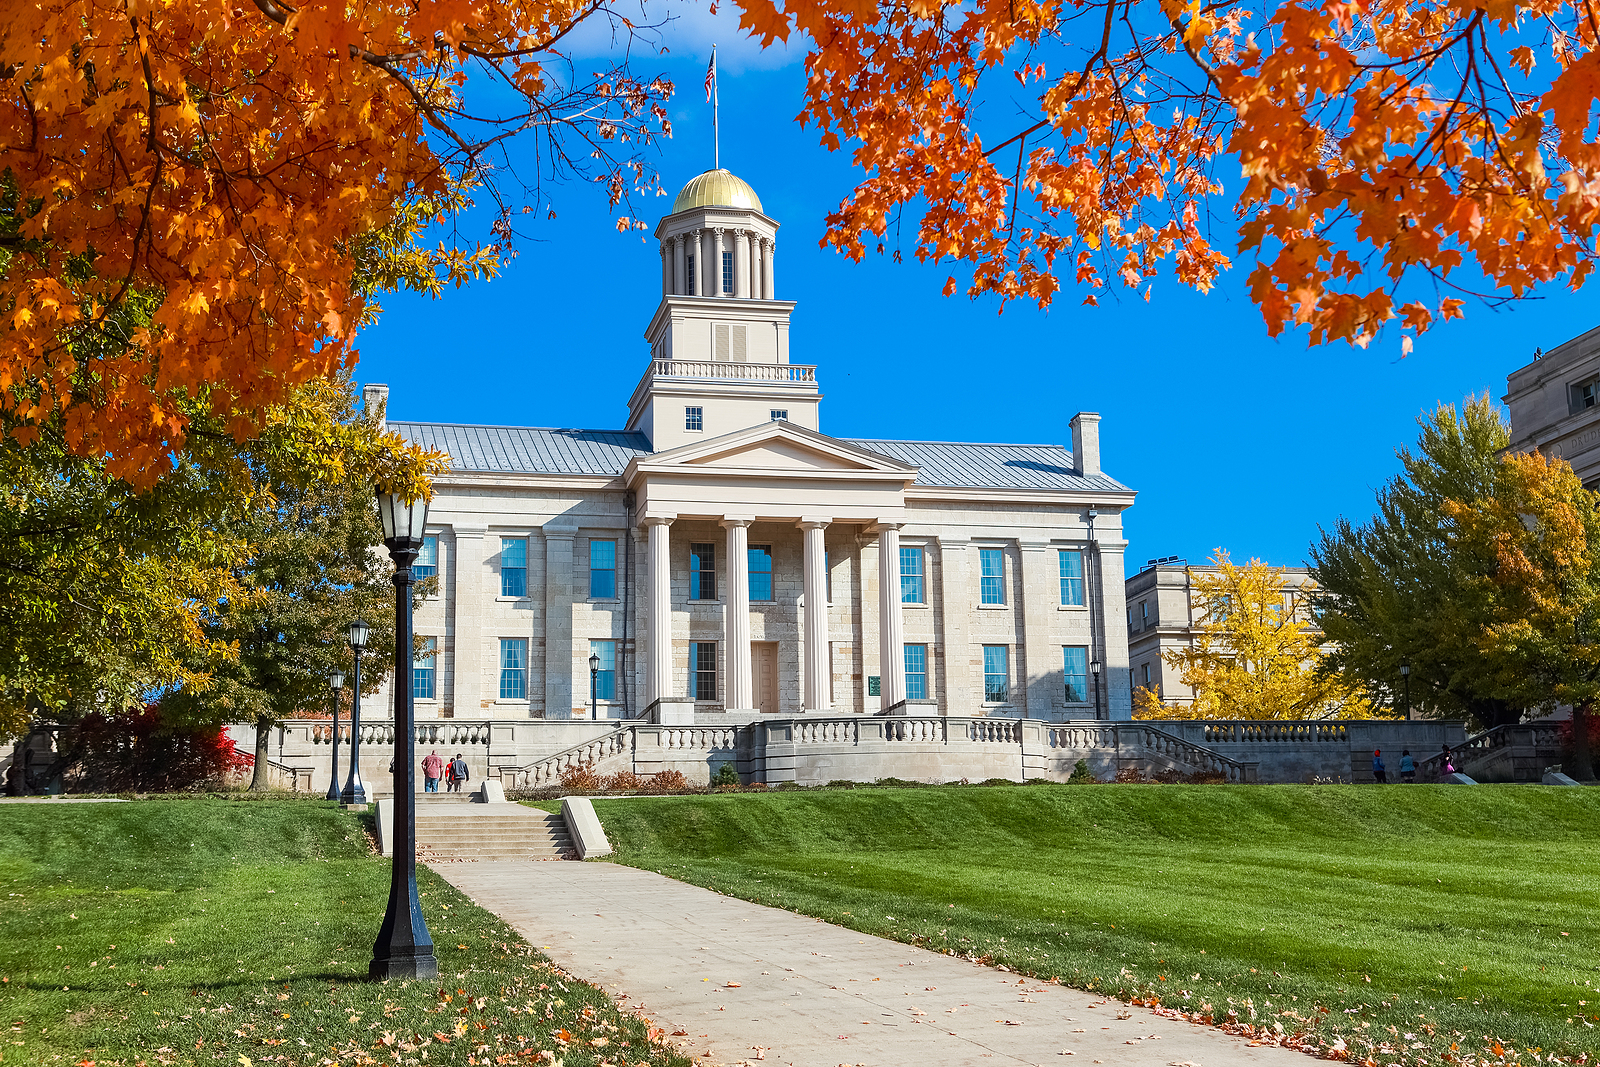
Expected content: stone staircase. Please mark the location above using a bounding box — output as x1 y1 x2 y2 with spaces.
414 795 575 861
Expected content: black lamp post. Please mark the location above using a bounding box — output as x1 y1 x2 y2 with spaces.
1090 658 1103 720
370 489 437 981
326 670 346 802
1399 660 1411 719
341 619 371 806
589 651 601 721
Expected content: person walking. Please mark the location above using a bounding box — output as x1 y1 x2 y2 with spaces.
1440 743 1455 778
1372 749 1387 784
1399 749 1416 783
449 753 470 793
422 749 444 793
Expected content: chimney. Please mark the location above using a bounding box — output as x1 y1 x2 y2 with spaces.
1070 412 1101 477
363 383 389 430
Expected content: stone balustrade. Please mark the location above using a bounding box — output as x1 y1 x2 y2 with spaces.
652 360 816 383
1416 722 1564 782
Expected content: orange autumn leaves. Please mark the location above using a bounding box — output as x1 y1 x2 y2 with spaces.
1 0 668 484
735 0 1600 346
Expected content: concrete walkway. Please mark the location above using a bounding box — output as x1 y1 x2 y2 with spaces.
434 861 1313 1067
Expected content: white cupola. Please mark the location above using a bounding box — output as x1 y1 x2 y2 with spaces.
629 169 817 451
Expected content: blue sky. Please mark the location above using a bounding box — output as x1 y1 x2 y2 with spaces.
354 7 1597 572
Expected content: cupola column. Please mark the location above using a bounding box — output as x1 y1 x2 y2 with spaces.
701 229 717 298
734 230 750 298
763 240 777 300
660 240 672 295
671 235 686 296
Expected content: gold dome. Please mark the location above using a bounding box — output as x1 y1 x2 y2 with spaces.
671 169 763 214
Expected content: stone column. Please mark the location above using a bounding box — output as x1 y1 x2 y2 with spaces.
660 240 672 295
673 234 688 296
734 231 751 298
722 517 754 709
448 524 487 716
644 516 673 706
542 526 577 719
701 229 716 298
876 523 906 708
1019 540 1055 718
799 518 831 711
937 537 971 711
1095 536 1133 721
763 240 776 299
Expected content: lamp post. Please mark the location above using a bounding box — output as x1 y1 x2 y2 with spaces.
340 619 371 806
589 651 601 721
370 489 437 981
1399 659 1411 719
326 670 346 802
1090 658 1103 720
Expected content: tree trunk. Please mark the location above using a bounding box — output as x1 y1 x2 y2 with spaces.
249 716 272 791
1573 704 1596 782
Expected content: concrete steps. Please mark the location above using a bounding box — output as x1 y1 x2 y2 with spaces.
414 803 574 861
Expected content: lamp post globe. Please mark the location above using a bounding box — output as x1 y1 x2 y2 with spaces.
340 619 371 806
326 670 346 802
369 489 437 982
589 652 601 721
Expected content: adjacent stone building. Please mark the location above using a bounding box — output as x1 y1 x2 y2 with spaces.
1505 323 1600 488
381 168 1139 728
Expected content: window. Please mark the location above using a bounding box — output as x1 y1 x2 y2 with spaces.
501 538 526 598
904 644 928 700
589 539 616 598
1574 378 1600 413
1058 549 1085 606
686 253 695 295
1140 600 1149 626
983 645 1009 702
499 638 527 700
749 544 774 601
415 535 438 579
770 409 788 421
690 542 717 600
685 406 704 431
1063 646 1089 702
1142 662 1151 687
413 637 437 700
590 639 616 700
690 641 718 701
722 250 734 293
980 548 1006 604
824 550 832 602
900 546 925 604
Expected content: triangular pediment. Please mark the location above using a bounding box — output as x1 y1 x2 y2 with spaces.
635 421 918 477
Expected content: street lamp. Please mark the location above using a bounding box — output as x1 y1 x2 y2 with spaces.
589 651 601 721
1090 659 1103 720
1399 659 1411 719
340 618 371 806
370 489 437 981
326 670 346 802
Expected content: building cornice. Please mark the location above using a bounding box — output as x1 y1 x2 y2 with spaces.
905 485 1137 508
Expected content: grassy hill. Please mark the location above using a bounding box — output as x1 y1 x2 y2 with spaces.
0 796 686 1067
594 783 1600 1064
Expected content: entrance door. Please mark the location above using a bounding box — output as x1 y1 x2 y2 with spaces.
753 642 780 714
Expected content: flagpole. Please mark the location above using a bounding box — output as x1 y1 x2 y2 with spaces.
712 45 720 170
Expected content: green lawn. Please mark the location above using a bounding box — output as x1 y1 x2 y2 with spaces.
593 783 1600 1065
0 797 689 1067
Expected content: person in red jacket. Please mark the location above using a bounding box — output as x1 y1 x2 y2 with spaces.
422 750 444 793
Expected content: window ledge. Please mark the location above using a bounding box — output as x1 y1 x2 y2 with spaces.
902 601 930 609
977 603 1009 610
586 597 620 604
688 598 722 605
1057 604 1088 611
495 595 531 603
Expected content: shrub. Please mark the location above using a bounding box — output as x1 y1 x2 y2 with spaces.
602 770 645 792
62 706 250 793
711 762 740 788
981 777 1017 787
648 769 688 791
1067 759 1095 784
558 762 601 791
824 779 856 789
774 780 801 790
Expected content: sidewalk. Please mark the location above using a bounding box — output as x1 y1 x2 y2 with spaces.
433 860 1313 1067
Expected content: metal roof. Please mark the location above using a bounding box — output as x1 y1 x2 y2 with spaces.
395 421 1130 492
392 423 651 476
848 439 1132 493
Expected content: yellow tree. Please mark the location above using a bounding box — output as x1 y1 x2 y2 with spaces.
1134 552 1377 719
1443 450 1600 778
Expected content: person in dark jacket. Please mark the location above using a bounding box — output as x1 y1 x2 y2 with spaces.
448 753 470 792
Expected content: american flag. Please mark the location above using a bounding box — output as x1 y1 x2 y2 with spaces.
704 47 717 102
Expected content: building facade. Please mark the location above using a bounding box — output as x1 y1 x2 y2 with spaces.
1124 559 1315 706
1505 323 1600 488
382 168 1138 726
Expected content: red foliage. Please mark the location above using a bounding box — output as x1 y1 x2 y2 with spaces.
67 705 249 792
